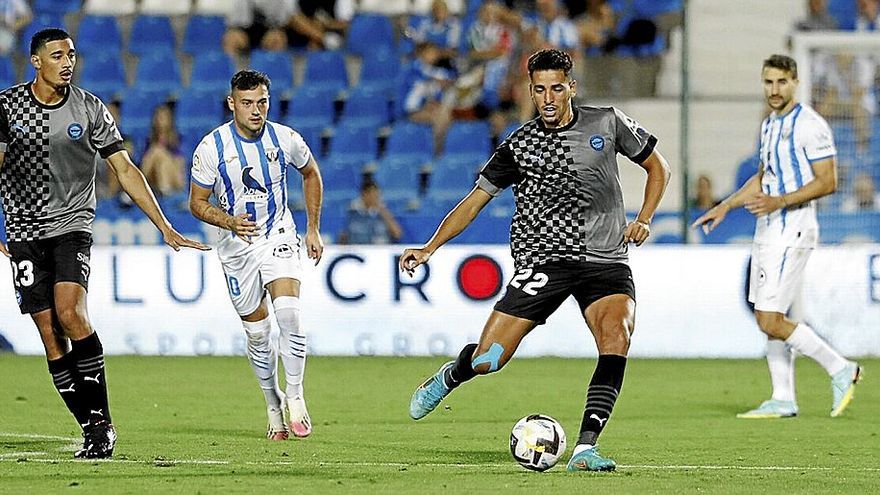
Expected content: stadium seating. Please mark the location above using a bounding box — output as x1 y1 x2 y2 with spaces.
303 51 349 92
33 0 80 15
80 52 127 102
346 14 396 58
442 121 493 159
428 155 480 200
182 15 227 56
385 122 433 161
327 124 379 161
76 15 122 58
828 0 857 30
818 211 880 243
286 84 338 129
374 156 424 199
128 15 176 57
319 155 365 201
189 52 234 94
21 14 66 55
293 124 325 158
0 58 16 89
250 50 295 97
338 85 391 129
176 88 225 139
133 50 181 97
358 50 400 95
119 88 168 146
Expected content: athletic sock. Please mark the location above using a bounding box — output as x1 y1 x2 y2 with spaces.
578 354 626 446
243 317 283 410
70 332 112 424
785 323 848 376
274 296 306 400
443 343 478 389
48 352 88 427
766 339 796 402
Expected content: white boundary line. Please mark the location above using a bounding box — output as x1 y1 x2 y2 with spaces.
0 432 78 442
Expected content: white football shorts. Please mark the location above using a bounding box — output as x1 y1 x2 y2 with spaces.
217 231 303 316
748 243 812 313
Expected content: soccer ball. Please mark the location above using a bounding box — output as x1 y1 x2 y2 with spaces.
509 414 567 472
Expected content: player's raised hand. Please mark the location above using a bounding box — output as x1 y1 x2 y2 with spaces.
305 228 323 265
624 220 650 246
226 213 259 243
162 228 212 251
745 192 785 216
0 241 8 258
399 248 432 276
691 203 730 235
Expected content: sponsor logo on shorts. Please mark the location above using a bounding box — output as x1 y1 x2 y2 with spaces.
273 244 294 259
67 123 84 140
757 268 766 287
589 135 605 151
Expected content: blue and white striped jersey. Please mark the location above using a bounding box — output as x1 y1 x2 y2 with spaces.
191 121 312 244
757 103 836 248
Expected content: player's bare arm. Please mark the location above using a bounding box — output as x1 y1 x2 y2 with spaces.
399 187 493 275
188 182 259 243
625 149 671 246
692 164 765 234
299 156 324 265
106 150 210 251
745 157 837 216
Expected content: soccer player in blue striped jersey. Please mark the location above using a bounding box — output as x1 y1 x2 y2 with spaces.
189 70 324 440
694 55 861 419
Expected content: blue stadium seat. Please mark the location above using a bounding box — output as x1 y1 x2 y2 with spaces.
358 50 400 95
0 57 16 88
319 155 365 201
442 121 492 159
327 124 378 161
76 15 122 58
182 15 226 56
303 50 348 92
385 122 433 161
20 14 66 55
133 50 181 97
818 211 880 243
177 89 225 139
828 0 857 30
453 210 510 244
81 52 126 102
734 153 760 189
346 14 395 58
339 85 391 129
250 49 294 97
428 155 480 200
34 0 80 15
190 52 235 94
632 0 682 18
286 84 337 129
119 88 168 147
128 15 175 57
374 156 424 199
291 124 325 159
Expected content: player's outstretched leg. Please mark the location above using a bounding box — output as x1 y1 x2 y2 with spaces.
567 354 625 472
830 362 862 417
410 343 477 420
274 296 311 437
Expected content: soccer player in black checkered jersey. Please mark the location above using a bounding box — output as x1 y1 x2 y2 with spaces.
400 48 671 472
0 29 210 459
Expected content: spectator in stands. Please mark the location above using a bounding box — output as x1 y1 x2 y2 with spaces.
576 0 614 50
288 0 355 50
691 174 719 210
857 0 880 29
408 0 462 70
794 0 838 31
338 180 403 244
457 1 516 120
141 104 185 197
402 42 456 155
223 0 296 57
843 173 880 211
0 0 30 56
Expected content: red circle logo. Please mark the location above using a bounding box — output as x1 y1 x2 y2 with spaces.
457 255 503 301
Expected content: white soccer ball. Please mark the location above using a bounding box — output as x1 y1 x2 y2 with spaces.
509 414 567 472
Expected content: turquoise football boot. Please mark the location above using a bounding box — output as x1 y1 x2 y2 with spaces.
736 399 798 419
566 445 616 472
409 361 454 420
830 362 862 418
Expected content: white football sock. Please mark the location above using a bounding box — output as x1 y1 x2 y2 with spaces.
274 296 306 399
572 444 595 456
785 323 848 376
243 317 283 410
766 339 796 402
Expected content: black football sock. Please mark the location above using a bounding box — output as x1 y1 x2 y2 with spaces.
48 352 89 427
71 332 112 424
443 343 478 389
578 354 627 446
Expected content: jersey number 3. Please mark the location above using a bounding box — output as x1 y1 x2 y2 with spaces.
510 268 548 296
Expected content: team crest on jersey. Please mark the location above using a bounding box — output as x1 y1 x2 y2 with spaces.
273 244 294 259
67 123 84 140
589 135 605 151
266 149 279 162
241 166 268 197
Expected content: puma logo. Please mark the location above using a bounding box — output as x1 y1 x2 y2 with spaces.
90 409 104 417
590 414 608 427
58 384 76 393
83 373 101 384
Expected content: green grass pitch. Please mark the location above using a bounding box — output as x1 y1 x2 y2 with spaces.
1 356 878 493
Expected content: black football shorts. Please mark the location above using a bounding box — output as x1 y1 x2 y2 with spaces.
494 261 635 324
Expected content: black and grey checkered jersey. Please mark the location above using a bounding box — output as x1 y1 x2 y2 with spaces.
477 106 657 268
0 83 124 241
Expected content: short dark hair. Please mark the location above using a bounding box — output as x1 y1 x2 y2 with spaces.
30 28 72 56
230 69 271 92
527 49 573 77
763 54 798 79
